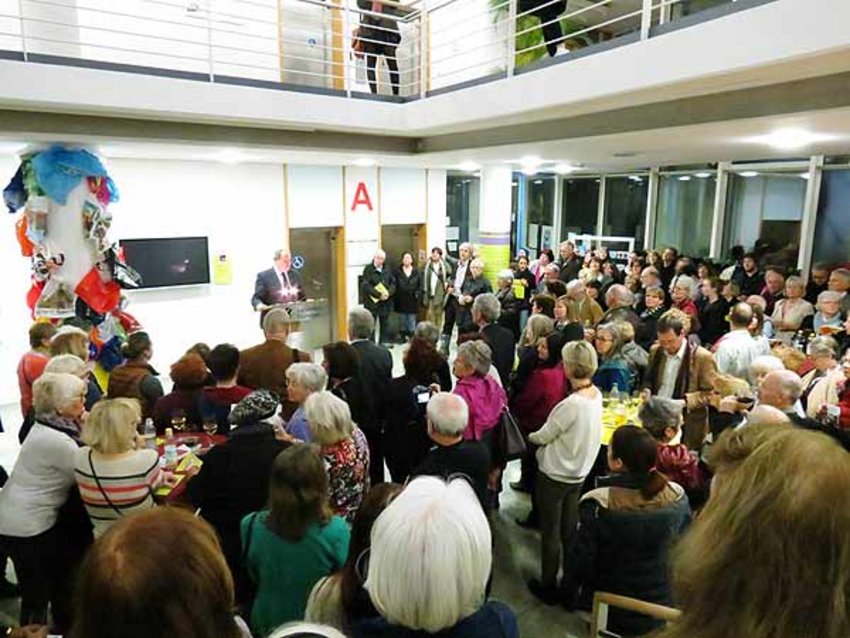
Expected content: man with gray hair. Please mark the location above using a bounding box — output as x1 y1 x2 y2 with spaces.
828 267 850 314
251 247 306 324
599 283 642 341
473 293 516 387
413 392 490 509
348 305 392 484
238 307 311 419
441 242 474 353
556 240 582 283
360 249 396 346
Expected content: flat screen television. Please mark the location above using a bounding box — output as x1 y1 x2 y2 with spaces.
120 237 210 289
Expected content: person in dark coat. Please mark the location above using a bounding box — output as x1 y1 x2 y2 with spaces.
556 241 583 283
251 249 306 326
495 269 521 340
457 258 493 338
186 390 289 605
384 338 451 483
360 249 396 346
356 0 408 96
731 253 764 298
473 293 517 387
392 252 422 342
564 426 690 636
347 308 394 485
698 277 731 347
519 0 568 57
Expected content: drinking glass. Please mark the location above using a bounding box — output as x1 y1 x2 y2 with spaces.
202 419 218 436
171 410 187 433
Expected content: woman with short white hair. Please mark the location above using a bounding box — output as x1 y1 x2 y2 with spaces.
748 355 785 388
0 372 93 628
801 290 845 334
771 275 814 340
305 391 370 523
44 353 88 378
74 398 168 537
457 258 492 336
671 276 701 335
283 362 329 442
350 476 519 638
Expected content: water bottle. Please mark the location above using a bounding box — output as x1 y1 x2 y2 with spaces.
163 427 178 469
609 383 620 404
143 418 156 450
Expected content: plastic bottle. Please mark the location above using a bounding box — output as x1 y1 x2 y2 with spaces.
609 383 620 404
163 427 178 468
143 418 156 450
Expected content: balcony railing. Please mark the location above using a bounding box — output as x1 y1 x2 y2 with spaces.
0 0 757 100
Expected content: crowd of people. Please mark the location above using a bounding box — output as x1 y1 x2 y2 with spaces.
1 239 850 638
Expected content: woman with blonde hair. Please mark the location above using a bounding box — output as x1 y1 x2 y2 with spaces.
74 398 169 537
657 424 850 638
49 325 102 414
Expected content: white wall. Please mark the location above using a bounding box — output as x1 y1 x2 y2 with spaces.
287 165 344 229
381 167 427 225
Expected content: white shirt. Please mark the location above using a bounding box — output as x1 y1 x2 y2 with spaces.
429 261 443 297
0 423 79 537
714 329 761 381
657 339 688 399
453 260 469 295
275 267 291 289
529 391 603 484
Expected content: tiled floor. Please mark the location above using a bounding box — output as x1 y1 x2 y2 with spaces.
0 342 590 636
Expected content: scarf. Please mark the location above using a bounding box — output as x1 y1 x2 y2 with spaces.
814 311 843 332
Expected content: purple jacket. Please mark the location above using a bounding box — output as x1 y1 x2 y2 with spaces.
454 374 507 442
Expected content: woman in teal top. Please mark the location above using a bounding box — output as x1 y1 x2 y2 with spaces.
242 445 350 637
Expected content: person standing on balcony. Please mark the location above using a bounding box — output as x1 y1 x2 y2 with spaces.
358 1 404 96
519 0 569 57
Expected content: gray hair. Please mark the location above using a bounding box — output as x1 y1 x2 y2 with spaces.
285 362 328 394
832 268 850 283
32 372 86 417
749 355 784 386
605 284 634 308
459 242 473 254
44 354 88 378
365 476 491 633
808 336 838 359
262 307 291 335
304 391 353 445
817 290 843 309
745 404 791 427
596 322 625 359
521 314 554 347
456 340 492 376
414 321 440 345
273 248 291 260
472 293 501 324
426 393 469 437
470 257 485 270
374 248 386 260
639 396 685 440
268 624 347 638
566 279 584 294
764 369 804 403
497 269 514 284
348 306 375 340
545 263 560 274
674 275 698 299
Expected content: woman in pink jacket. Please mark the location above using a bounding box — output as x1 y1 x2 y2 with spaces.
452 339 508 509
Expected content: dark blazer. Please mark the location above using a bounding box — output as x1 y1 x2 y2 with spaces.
481 323 516 387
698 298 730 347
384 375 433 484
251 267 306 309
351 339 393 417
558 255 583 283
457 276 492 334
393 267 422 314
361 263 396 314
495 288 520 340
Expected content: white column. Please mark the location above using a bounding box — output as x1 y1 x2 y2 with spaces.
709 162 731 259
478 165 513 283
798 155 824 278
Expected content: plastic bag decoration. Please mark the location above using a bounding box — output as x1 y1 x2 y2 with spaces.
4 145 141 365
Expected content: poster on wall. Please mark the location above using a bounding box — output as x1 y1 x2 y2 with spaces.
446 226 460 241
528 223 539 249
213 253 232 285
541 226 553 250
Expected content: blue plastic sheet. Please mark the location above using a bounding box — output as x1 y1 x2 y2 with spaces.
3 164 26 213
31 146 110 205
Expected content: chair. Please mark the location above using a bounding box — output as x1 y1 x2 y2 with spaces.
590 591 681 638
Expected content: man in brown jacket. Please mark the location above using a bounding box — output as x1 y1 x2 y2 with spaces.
641 311 717 449
237 308 311 419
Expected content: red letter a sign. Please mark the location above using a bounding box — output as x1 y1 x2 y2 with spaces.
351 182 374 212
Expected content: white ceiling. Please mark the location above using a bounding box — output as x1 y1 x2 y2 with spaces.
2 105 849 173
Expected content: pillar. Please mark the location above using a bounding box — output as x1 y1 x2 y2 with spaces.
478 165 513 285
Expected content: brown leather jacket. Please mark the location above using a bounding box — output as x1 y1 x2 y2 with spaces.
237 340 311 419
107 361 161 418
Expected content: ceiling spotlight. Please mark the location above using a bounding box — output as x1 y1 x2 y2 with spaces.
694 171 712 178
678 175 692 182
458 161 479 172
519 155 542 170
209 148 254 164
747 128 834 150
354 158 376 167
739 171 759 177
553 163 578 175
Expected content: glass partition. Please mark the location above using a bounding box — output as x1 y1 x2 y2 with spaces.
561 177 600 243
655 173 716 255
445 172 480 258
812 169 850 268
602 175 648 248
523 175 557 258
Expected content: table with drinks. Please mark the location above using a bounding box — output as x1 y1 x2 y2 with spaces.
601 392 642 445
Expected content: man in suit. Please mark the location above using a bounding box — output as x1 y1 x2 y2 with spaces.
251 249 307 324
556 240 583 284
361 249 395 346
422 247 451 333
441 242 474 353
473 293 516 387
237 308 311 420
348 306 393 485
642 311 717 449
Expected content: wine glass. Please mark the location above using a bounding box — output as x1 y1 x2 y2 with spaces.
202 418 218 436
171 410 187 433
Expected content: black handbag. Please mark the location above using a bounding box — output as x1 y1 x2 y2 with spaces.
498 407 526 462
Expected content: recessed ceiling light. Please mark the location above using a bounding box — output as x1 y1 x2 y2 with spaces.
746 128 834 150
354 158 376 167
208 148 255 164
678 175 692 182
458 161 479 172
553 163 578 175
519 156 542 172
739 171 759 177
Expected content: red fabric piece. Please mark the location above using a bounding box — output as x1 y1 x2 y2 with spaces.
26 280 44 315
203 386 252 406
17 351 49 414
115 309 143 334
75 267 121 314
87 176 111 206
16 214 34 257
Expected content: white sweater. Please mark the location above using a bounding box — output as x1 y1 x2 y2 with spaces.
529 391 603 484
0 423 79 537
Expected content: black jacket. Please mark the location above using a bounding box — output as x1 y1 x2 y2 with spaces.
731 267 764 298
481 323 516 387
384 376 434 483
414 440 491 511
251 267 306 309
558 255 583 283
351 340 393 426
638 306 665 351
361 263 395 314
698 298 730 347
456 276 493 334
393 267 422 314
495 287 520 340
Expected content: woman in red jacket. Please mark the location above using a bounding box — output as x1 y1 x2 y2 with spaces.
510 331 569 527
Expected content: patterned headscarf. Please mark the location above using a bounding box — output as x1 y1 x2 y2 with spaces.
228 389 279 426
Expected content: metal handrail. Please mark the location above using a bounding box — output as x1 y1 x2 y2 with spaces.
2 0 729 98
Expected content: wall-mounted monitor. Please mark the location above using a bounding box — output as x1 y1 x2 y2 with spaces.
120 237 210 289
